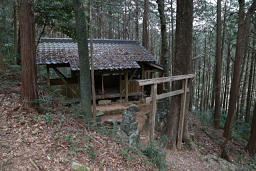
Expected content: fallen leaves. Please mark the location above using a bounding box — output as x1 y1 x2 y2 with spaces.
0 90 153 170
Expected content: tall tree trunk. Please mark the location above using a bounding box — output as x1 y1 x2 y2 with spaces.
19 0 38 108
157 0 170 78
142 0 149 49
236 49 248 119
220 0 227 106
214 0 222 128
239 53 250 117
14 2 18 64
108 7 113 39
123 0 127 40
246 103 256 156
135 0 139 41
166 0 193 149
170 0 174 62
206 57 211 110
222 42 231 113
223 0 256 139
117 13 121 39
245 56 255 122
73 0 92 118
201 36 207 112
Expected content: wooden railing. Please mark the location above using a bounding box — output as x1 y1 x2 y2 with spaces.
136 74 195 149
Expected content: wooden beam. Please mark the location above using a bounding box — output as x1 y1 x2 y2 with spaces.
145 89 190 103
53 67 68 79
147 63 164 71
141 67 145 102
137 74 195 86
47 63 70 68
52 67 78 96
177 79 188 150
149 83 157 142
125 71 129 102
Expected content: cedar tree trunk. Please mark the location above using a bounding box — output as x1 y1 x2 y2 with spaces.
223 0 256 139
214 0 222 128
73 0 92 118
19 0 38 108
245 56 255 122
142 0 149 49
166 0 193 149
135 0 139 41
157 0 170 78
246 103 256 155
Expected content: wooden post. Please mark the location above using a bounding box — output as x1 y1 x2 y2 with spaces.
89 0 96 120
46 65 50 89
177 78 188 150
120 73 122 100
125 71 129 102
149 83 157 142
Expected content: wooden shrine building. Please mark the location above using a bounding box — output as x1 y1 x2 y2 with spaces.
36 38 163 101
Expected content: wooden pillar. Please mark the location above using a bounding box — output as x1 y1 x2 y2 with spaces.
149 83 157 142
177 78 188 150
125 71 129 102
46 65 50 88
120 72 122 100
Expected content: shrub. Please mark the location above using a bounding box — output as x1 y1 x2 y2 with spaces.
143 142 168 171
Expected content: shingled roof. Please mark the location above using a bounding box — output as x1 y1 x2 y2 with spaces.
37 38 156 71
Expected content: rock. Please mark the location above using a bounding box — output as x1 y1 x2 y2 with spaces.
98 100 111 105
128 129 140 145
155 99 169 131
128 104 139 112
120 104 140 145
71 162 90 171
121 122 138 135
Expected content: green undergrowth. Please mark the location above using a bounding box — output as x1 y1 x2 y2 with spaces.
94 122 168 170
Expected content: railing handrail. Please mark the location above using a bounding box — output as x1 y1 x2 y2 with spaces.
136 74 195 86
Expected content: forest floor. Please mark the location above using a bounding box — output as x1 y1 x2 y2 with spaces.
0 67 255 170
